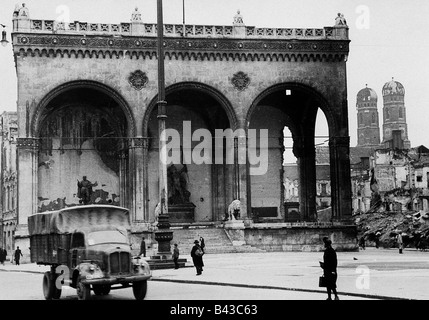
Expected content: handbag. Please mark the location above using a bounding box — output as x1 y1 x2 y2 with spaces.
319 275 327 287
195 248 203 256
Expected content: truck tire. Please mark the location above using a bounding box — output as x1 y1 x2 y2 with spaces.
132 280 147 300
43 271 62 300
76 276 91 300
43 272 54 300
93 284 110 296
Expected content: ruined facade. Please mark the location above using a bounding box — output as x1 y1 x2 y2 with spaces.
8 5 357 256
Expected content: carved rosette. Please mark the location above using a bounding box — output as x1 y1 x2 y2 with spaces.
231 71 250 91
128 70 148 90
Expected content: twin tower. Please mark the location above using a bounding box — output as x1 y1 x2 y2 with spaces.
356 78 410 149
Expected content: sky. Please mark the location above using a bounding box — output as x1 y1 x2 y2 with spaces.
0 0 428 150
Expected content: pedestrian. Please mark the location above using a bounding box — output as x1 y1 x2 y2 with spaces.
397 232 403 254
139 237 146 257
359 236 365 250
173 243 180 269
0 248 4 265
320 237 339 300
14 246 23 265
375 232 381 249
190 240 204 276
199 236 205 254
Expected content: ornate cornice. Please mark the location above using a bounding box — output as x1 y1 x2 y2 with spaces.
13 34 349 62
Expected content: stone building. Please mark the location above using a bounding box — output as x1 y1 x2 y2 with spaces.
8 5 358 257
0 112 18 254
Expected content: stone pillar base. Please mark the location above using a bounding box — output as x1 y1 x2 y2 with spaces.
224 221 246 246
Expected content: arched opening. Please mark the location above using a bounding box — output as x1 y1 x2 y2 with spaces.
35 85 131 211
145 83 236 223
247 83 334 223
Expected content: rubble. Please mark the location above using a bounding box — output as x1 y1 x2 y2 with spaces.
355 210 429 250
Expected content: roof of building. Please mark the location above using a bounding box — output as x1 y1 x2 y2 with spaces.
382 78 405 96
357 86 377 103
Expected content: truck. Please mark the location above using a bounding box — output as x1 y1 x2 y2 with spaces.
28 205 151 300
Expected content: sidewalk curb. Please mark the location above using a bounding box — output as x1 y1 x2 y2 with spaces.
150 277 411 300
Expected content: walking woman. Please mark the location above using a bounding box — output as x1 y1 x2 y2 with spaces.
320 237 339 300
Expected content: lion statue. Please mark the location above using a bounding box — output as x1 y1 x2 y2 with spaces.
227 200 241 221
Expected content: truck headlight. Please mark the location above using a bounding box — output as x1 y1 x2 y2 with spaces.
85 264 104 279
133 259 151 275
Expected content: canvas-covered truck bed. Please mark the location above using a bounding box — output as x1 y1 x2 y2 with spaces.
28 205 131 265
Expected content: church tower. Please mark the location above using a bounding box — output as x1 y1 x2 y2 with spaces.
356 85 380 147
382 78 410 149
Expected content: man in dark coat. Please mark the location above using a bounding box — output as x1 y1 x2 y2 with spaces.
190 240 204 275
0 248 5 265
172 243 180 269
320 237 339 300
139 237 146 257
14 246 23 266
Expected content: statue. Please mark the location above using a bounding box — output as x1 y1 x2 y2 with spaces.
167 164 190 205
77 176 98 205
13 3 21 17
335 13 347 26
227 200 241 221
153 202 161 227
233 10 244 26
18 3 29 19
131 7 142 22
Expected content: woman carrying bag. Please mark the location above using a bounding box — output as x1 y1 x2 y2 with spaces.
319 237 339 300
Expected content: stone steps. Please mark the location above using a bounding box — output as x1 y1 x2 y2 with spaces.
169 226 266 255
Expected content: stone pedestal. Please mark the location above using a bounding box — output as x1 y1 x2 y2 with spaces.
224 220 246 246
224 219 245 230
168 203 195 223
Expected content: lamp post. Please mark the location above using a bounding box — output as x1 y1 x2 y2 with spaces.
154 0 173 258
1 24 9 47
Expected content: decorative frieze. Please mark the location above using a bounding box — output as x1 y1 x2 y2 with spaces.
16 137 39 149
14 34 349 62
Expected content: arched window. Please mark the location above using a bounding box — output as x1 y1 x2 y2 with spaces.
399 108 403 119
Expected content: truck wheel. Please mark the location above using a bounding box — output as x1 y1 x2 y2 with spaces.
42 272 54 300
43 271 62 300
132 280 147 300
102 285 111 295
93 284 110 296
76 276 91 300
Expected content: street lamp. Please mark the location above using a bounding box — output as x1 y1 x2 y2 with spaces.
154 0 173 258
1 24 9 47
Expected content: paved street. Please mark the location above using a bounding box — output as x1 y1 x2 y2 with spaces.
1 247 428 300
0 272 360 300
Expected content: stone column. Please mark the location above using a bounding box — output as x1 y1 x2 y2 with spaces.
294 137 317 221
235 132 248 220
329 136 353 222
15 137 39 260
128 137 147 223
118 148 129 209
